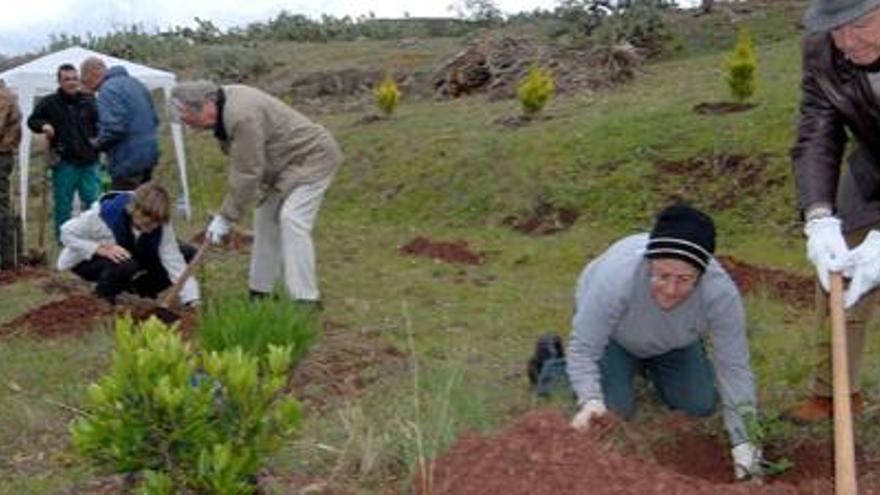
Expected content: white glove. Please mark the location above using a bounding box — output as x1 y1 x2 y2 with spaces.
570 399 607 431
845 230 880 308
206 214 231 245
805 216 851 291
731 442 762 481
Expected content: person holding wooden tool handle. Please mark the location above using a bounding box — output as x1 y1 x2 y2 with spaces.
787 0 880 422
56 182 200 307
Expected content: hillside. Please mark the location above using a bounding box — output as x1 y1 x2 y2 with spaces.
8 1 880 493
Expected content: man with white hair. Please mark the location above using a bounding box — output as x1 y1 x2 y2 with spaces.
788 0 880 422
171 81 342 309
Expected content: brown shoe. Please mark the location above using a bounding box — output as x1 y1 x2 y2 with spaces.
785 393 864 423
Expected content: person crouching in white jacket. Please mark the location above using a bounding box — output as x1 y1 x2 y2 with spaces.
56 182 200 306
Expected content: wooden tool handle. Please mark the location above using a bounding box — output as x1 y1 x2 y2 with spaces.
829 271 858 495
161 239 209 308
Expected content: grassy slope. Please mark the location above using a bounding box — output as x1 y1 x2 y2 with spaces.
6 2 880 492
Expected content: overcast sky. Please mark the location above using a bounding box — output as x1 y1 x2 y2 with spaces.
0 0 701 56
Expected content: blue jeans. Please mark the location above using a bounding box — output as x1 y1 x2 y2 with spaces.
599 340 716 420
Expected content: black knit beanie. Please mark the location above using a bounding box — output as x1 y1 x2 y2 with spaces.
645 204 716 272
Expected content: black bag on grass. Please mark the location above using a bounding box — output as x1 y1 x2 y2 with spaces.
528 333 569 397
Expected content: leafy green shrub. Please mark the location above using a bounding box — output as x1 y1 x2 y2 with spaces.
198 296 317 361
375 75 402 117
71 316 303 494
726 28 757 103
517 66 555 117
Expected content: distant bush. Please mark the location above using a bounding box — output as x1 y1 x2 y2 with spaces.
197 45 272 82
517 66 555 117
198 295 317 361
71 316 303 494
375 75 402 116
726 28 757 102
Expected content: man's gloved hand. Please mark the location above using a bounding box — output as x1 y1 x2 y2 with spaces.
731 442 762 482
206 214 231 245
570 399 607 431
845 230 880 308
805 216 851 291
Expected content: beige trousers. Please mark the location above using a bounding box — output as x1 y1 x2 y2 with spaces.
249 174 334 301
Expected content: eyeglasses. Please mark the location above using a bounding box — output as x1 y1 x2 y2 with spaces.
649 271 698 288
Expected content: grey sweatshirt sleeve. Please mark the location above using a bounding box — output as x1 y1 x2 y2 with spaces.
702 266 757 447
566 244 633 406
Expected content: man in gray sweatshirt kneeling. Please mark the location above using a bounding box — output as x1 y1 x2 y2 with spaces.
566 204 762 482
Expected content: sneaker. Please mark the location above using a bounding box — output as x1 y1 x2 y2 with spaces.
784 393 864 423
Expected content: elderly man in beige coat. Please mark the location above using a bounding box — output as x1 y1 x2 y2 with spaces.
172 81 342 306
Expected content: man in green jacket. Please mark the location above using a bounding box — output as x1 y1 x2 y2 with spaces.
171 81 342 307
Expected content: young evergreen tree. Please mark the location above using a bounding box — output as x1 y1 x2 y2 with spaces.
726 28 757 103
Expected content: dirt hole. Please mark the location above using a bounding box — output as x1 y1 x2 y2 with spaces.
399 236 485 265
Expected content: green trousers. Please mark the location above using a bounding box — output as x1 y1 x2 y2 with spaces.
52 161 101 242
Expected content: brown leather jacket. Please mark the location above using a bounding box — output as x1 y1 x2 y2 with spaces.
791 32 880 232
0 85 21 154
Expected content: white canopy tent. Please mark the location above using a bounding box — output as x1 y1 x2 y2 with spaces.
0 46 191 233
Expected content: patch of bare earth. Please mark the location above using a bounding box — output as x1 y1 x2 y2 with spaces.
1 293 198 340
502 203 578 235
399 236 485 265
653 153 786 210
693 102 758 115
1 294 113 339
292 320 406 411
421 409 880 495
0 266 49 286
718 255 814 307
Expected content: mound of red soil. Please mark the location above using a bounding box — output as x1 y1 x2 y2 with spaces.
399 236 484 265
424 409 880 495
693 102 758 115
190 230 252 251
292 320 406 410
718 255 814 307
1 294 113 339
654 153 785 210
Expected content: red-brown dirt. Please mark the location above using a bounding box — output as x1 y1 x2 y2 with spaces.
718 255 814 308
0 266 49 286
292 320 407 410
1 293 199 340
653 153 786 210
1 294 113 339
422 409 880 495
502 205 578 236
693 102 758 115
399 236 485 265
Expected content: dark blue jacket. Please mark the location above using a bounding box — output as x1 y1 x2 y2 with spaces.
99 192 162 268
96 66 159 179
